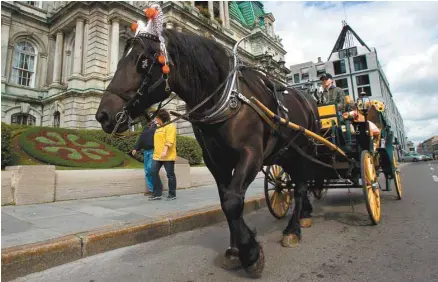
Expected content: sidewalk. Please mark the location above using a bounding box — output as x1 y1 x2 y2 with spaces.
1 177 265 249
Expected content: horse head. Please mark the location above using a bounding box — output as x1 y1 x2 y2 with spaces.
95 5 172 134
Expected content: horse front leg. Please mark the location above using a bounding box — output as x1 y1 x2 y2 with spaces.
201 155 240 269
221 148 265 278
282 180 307 247
300 192 313 228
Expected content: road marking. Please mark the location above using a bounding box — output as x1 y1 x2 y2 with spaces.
433 175 438 182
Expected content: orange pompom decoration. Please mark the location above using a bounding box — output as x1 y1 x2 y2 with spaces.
145 8 158 19
158 54 166 65
162 65 170 74
131 22 138 32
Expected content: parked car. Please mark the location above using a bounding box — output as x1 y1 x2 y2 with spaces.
423 154 433 161
402 153 423 162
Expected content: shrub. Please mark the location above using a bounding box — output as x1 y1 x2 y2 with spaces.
18 127 125 168
1 122 13 169
176 135 203 165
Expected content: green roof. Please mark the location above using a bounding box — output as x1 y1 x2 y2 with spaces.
229 1 266 27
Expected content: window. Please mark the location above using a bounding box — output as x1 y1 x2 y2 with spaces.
53 111 60 128
11 113 36 126
335 78 349 96
335 78 348 89
356 74 370 86
357 86 372 96
25 1 41 8
293 73 300 84
11 41 37 87
333 60 346 75
316 65 326 77
300 68 309 80
339 47 357 59
354 55 367 71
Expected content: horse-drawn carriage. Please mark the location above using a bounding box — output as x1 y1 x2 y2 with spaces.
263 91 403 224
96 4 404 277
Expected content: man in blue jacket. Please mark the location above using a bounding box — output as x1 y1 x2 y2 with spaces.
132 121 157 195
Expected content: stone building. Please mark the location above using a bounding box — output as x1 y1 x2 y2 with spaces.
287 22 407 150
1 1 289 137
417 136 438 155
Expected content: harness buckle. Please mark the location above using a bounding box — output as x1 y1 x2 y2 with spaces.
229 97 238 109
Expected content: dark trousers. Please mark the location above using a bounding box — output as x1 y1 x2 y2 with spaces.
151 160 176 197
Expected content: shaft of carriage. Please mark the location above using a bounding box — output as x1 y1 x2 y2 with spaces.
250 96 349 159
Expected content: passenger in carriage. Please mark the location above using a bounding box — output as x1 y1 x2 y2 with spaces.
319 73 346 112
343 103 381 150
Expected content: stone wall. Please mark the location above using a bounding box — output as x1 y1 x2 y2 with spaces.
1 162 192 206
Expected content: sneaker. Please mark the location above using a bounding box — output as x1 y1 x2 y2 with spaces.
148 195 162 201
167 195 176 200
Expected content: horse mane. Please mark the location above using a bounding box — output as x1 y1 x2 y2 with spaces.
163 29 231 106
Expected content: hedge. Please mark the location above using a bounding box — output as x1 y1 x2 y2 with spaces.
79 129 203 165
18 127 125 168
176 135 203 165
1 122 13 169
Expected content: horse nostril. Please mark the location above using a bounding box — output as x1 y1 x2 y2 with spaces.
96 110 109 124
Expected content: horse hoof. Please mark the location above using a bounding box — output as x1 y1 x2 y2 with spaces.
281 234 300 248
222 249 242 270
244 245 265 278
300 218 312 228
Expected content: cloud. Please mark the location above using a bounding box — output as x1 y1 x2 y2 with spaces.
264 1 438 145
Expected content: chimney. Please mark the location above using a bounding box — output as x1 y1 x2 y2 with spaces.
317 57 322 63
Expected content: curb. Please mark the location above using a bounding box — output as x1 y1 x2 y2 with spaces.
1 195 267 281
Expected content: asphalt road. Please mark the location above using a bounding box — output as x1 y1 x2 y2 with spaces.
14 161 438 282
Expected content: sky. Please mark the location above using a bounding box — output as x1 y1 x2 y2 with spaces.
263 0 438 146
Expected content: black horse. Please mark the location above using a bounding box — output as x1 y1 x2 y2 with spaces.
96 29 320 277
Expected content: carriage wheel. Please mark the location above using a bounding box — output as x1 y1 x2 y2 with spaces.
361 150 381 225
264 165 292 219
393 151 403 200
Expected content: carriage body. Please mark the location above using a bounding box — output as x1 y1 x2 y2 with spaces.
263 97 402 223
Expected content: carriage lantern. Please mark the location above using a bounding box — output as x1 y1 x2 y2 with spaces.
357 88 371 112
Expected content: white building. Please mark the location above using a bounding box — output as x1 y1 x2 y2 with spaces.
1 1 290 137
287 22 407 150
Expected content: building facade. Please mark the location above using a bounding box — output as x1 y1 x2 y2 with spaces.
417 136 438 155
1 1 290 137
286 23 407 150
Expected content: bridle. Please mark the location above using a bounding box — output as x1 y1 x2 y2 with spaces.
111 33 172 136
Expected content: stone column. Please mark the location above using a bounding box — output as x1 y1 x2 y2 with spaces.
1 18 11 79
39 53 48 87
190 1 195 6
219 1 225 26
224 1 230 28
52 30 64 84
110 18 119 74
72 18 84 75
208 1 214 20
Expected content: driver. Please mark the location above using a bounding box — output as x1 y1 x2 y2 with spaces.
319 73 346 112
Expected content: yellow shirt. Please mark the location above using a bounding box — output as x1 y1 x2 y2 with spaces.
153 123 177 161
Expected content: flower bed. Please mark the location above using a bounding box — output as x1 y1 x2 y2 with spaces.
18 127 125 168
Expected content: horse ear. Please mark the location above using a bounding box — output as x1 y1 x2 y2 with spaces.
136 53 150 73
